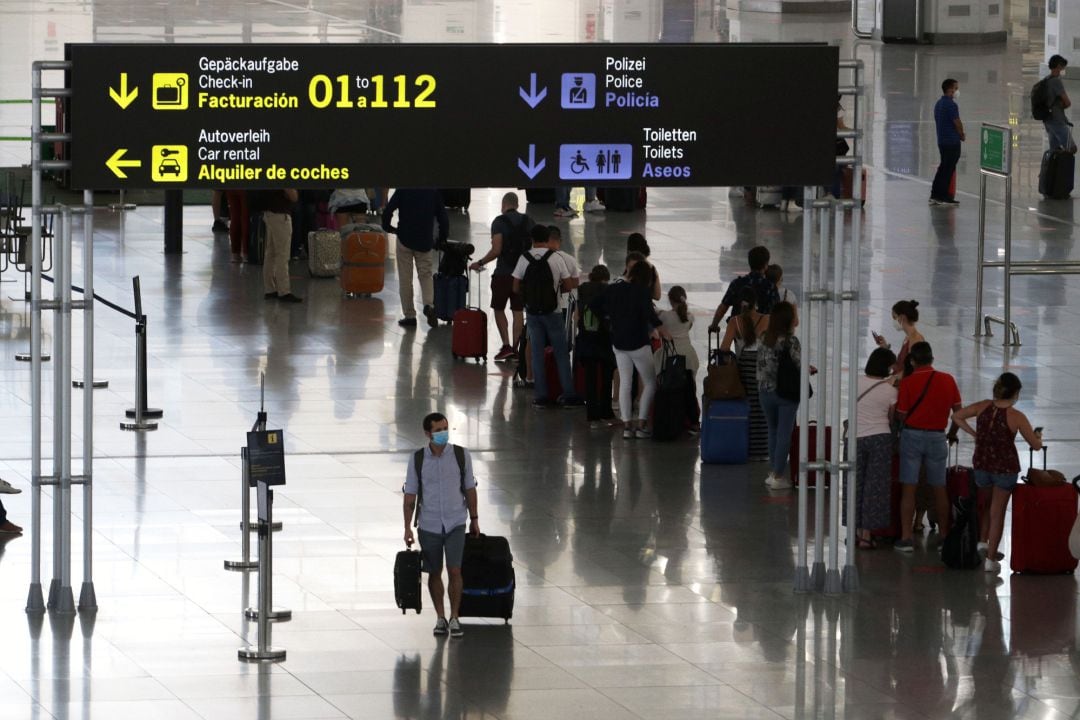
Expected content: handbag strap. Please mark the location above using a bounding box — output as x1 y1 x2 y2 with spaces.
857 379 890 404
902 371 936 428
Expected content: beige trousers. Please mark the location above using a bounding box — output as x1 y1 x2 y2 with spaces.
395 239 434 318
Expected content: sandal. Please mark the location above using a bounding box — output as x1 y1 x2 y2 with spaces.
857 538 876 550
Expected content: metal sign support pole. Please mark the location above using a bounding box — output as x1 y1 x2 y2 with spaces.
56 206 75 615
824 203 845 596
47 210 64 611
224 447 258 571
78 189 97 612
239 484 286 663
793 187 814 594
974 172 988 338
810 205 830 592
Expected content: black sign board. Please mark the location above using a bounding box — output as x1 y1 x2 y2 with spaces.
66 43 838 189
246 430 286 487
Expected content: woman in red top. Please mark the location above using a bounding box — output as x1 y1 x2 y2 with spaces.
951 373 1042 575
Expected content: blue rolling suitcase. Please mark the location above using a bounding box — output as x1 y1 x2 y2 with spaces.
434 273 468 322
700 397 750 464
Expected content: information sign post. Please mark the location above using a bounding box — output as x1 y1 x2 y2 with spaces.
65 43 839 190
974 123 1017 346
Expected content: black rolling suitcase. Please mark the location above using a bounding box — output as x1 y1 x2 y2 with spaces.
394 548 423 614
1039 150 1075 199
459 534 515 622
440 188 471 211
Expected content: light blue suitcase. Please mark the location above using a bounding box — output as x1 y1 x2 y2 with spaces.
700 397 749 464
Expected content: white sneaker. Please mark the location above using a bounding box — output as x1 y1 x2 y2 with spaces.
553 207 578 218
584 199 606 213
0 479 21 495
448 617 464 638
766 475 793 490
984 558 1001 575
433 618 449 636
763 473 776 486
976 542 989 556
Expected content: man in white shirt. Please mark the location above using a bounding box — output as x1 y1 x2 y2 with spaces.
512 226 583 408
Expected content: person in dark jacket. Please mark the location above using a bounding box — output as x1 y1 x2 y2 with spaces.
382 189 450 328
250 189 301 303
591 260 671 439
576 265 616 425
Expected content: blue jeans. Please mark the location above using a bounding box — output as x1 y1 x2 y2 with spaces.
555 186 597 209
931 144 961 201
899 428 948 487
1044 121 1072 152
974 470 1018 492
759 389 798 477
527 312 575 401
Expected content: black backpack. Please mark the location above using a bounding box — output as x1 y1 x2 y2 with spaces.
1032 77 1052 121
942 495 981 569
410 445 468 527
499 213 531 266
522 250 558 315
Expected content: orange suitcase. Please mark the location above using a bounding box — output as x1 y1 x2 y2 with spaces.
340 225 387 296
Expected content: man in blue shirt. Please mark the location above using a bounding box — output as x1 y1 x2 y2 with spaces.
403 412 479 638
382 189 450 328
930 78 965 206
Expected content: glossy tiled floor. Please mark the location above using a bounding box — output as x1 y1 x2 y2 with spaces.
2 2 1080 720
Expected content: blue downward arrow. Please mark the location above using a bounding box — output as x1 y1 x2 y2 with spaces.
517 145 546 179
518 73 548 108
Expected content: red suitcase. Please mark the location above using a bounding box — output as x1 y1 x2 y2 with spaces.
1011 480 1079 574
791 422 832 487
452 270 487 362
946 443 975 502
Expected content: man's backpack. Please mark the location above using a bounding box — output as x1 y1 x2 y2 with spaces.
522 250 558 315
411 444 468 527
499 213 530 266
1032 77 1052 121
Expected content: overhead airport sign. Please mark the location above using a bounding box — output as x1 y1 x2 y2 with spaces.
66 43 839 190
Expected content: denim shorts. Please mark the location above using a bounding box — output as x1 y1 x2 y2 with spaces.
899 428 948 487
974 470 1019 491
418 524 466 573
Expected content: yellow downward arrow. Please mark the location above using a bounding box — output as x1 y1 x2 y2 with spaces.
106 148 141 179
109 73 138 109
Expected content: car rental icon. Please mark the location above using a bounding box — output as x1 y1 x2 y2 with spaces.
158 158 182 176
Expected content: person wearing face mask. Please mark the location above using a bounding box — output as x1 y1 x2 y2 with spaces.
948 373 1043 574
403 412 479 639
874 299 925 378
930 79 965 207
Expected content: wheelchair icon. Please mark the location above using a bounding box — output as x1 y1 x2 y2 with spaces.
569 150 590 175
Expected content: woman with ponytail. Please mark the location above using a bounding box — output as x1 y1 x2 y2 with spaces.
720 286 770 460
654 285 700 379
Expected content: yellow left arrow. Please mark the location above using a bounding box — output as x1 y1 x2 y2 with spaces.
106 148 141 179
108 73 138 109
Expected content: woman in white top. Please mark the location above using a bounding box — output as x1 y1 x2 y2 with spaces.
766 264 798 323
854 347 898 549
654 285 699 377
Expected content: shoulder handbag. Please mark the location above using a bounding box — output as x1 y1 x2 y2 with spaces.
703 329 745 400
658 341 688 390
775 339 810 402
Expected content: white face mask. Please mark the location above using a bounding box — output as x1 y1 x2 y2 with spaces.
1062 70 1068 77
837 108 845 119
893 318 903 332
953 90 960 98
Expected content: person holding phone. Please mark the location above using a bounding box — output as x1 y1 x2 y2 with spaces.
948 373 1042 574
875 300 925 377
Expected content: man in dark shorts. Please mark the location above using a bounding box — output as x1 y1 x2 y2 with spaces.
403 413 479 638
470 192 533 362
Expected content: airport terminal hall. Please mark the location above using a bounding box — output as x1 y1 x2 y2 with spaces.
6 1 1080 719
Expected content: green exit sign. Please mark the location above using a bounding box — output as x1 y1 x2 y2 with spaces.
980 124 1011 175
